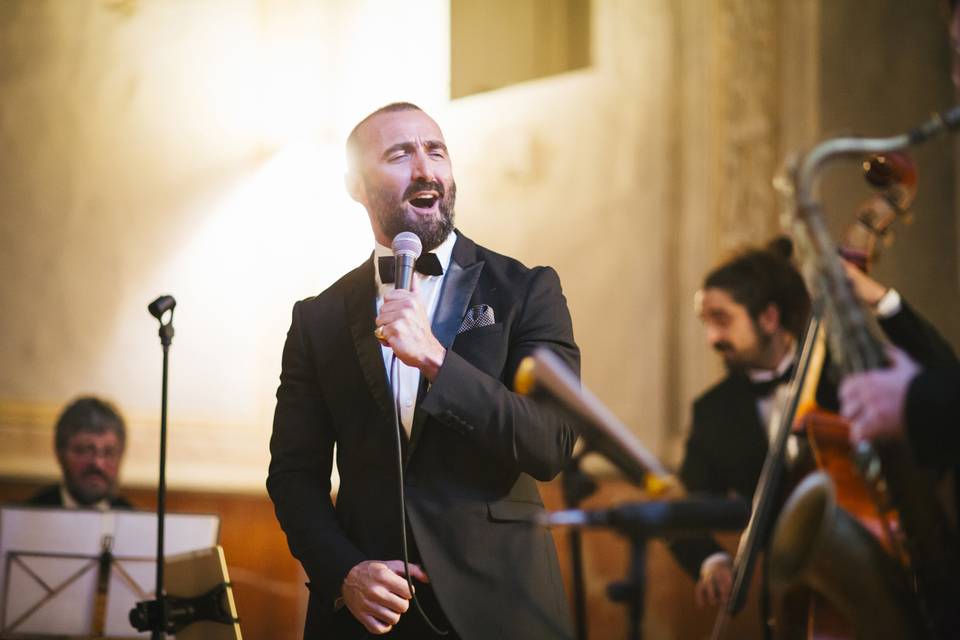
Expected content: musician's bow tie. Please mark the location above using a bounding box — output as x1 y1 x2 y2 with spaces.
378 253 444 284
748 366 795 398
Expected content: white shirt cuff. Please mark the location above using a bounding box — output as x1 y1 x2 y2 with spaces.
700 552 732 579
875 288 902 319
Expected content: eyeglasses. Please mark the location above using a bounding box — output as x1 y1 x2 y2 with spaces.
66 444 122 462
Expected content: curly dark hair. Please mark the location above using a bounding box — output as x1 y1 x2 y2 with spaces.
703 236 811 338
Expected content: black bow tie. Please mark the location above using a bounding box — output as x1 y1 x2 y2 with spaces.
748 366 795 398
378 253 444 284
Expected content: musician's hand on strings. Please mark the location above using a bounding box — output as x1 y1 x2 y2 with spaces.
841 346 920 444
695 554 733 608
841 259 888 308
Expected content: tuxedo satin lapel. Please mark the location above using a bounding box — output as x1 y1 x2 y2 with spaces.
345 259 396 427
432 260 484 349
407 234 484 462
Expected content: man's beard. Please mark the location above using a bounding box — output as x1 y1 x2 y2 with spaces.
715 322 773 373
67 469 115 505
367 178 456 252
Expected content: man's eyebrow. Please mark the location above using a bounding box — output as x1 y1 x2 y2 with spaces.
382 142 414 159
381 140 447 159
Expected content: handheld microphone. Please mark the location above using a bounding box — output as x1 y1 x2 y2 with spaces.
148 295 176 320
391 232 422 291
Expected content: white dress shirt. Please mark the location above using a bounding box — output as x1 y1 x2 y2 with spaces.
374 231 457 438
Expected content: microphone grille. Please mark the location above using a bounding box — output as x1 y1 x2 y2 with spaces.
391 232 423 258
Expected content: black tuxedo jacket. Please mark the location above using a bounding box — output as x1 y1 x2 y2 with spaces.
907 364 960 466
26 484 134 510
267 232 579 639
669 300 957 579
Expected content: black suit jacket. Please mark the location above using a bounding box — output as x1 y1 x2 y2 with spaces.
906 364 960 466
26 484 134 510
267 232 579 640
669 300 957 579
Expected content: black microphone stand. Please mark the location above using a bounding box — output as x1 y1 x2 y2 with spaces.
565 498 750 640
605 517 651 640
142 295 176 639
562 451 597 640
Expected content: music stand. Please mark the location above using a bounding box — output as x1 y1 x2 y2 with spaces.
0 505 219 638
163 546 241 640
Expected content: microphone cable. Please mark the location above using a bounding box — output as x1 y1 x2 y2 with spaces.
389 352 449 636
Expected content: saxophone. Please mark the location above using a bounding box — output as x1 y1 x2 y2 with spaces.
769 106 960 639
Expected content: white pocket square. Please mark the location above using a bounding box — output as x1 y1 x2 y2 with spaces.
457 304 495 334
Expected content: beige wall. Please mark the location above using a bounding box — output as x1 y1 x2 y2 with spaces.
0 0 454 489
0 0 683 489
1 0 957 498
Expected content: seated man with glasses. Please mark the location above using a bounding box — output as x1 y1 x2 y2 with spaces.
28 396 133 510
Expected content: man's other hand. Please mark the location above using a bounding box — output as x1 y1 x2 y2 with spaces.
341 560 429 634
695 555 733 608
841 346 920 444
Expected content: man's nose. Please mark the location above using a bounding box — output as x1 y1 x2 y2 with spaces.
410 148 435 182
704 325 722 346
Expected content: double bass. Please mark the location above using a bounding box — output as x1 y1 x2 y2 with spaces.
710 151 922 640
768 107 960 639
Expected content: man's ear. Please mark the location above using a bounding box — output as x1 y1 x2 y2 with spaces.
345 170 364 204
757 303 781 334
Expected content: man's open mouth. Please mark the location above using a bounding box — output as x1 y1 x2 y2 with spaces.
408 191 439 210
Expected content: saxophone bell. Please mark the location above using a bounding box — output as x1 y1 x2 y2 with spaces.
768 472 927 640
